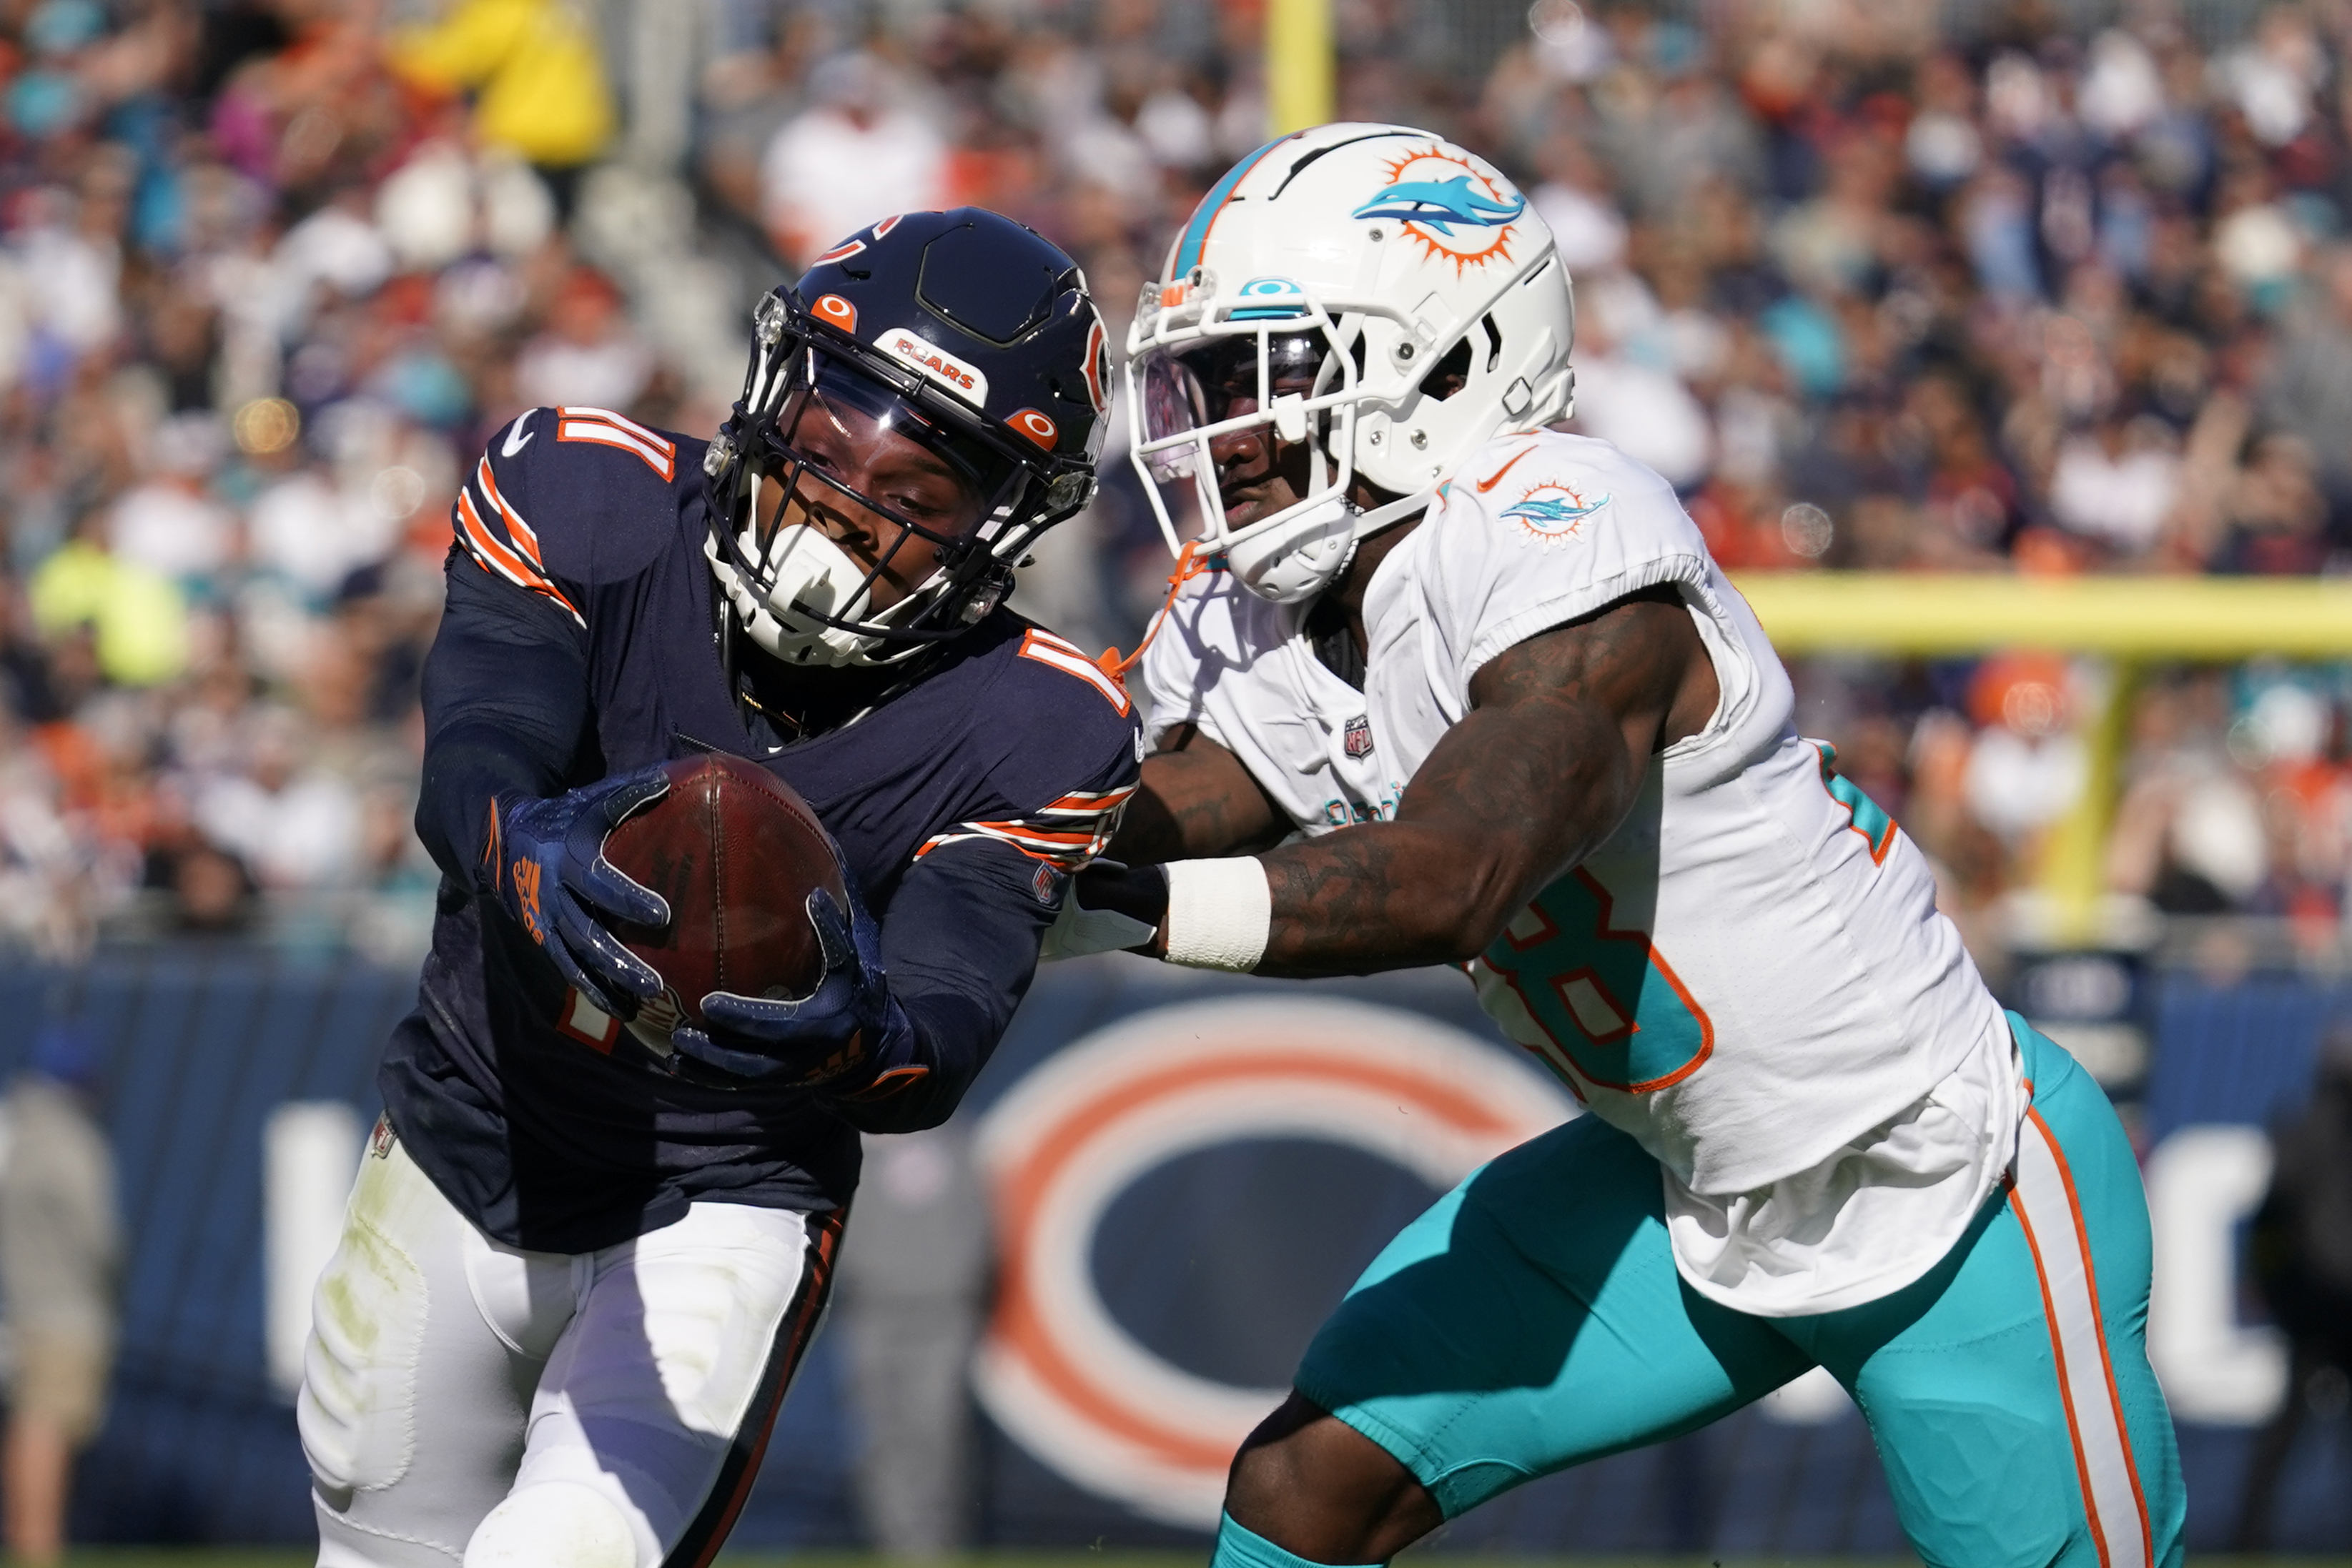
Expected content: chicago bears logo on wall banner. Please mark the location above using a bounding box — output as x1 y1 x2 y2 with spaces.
971 998 1573 1527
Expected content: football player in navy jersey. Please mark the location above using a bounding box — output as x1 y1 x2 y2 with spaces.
297 211 1141 1568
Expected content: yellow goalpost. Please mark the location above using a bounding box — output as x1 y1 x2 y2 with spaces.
1256 0 2352 946
1266 0 1334 135
1735 572 2352 946
1733 572 2352 660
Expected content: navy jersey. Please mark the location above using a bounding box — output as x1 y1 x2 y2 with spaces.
385 406 1141 1254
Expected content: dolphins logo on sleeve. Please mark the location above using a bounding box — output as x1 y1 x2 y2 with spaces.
1501 481 1611 543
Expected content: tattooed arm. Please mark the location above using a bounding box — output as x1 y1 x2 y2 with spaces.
1079 583 1720 973
1253 584 1718 976
1106 722 1293 863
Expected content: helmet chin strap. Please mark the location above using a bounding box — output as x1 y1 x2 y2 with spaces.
703 523 933 668
1332 487 1438 587
1353 487 1439 535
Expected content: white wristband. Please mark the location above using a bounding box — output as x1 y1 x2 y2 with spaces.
1162 857 1273 972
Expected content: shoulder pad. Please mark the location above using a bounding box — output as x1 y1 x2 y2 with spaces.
452 408 702 602
989 617 1147 780
916 619 1145 871
1441 430 1690 553
1008 625 1133 718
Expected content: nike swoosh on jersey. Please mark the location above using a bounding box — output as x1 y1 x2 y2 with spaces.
501 412 535 457
1476 446 1535 492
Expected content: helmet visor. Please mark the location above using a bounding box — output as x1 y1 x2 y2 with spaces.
1136 333 1330 455
1129 329 1350 547
727 349 1029 637
769 352 1018 535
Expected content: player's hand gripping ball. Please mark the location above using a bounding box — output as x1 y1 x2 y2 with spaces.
488 763 675 1016
671 880 924 1099
598 755 924 1096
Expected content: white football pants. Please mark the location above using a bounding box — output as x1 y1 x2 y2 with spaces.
297 1124 840 1568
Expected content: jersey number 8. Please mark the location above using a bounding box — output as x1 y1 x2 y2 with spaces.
1478 868 1715 1095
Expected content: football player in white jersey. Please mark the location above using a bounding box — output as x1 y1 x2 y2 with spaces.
1050 124 2183 1568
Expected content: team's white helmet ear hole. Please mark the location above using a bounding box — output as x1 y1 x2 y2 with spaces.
1419 337 1473 401
1125 123 1576 599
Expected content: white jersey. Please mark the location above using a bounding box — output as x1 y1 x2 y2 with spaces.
1141 430 2018 1314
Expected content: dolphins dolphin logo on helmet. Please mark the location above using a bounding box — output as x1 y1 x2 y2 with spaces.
1125 124 1576 604
1351 174 1527 234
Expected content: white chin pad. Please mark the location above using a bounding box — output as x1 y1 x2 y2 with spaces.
1224 497 1357 605
704 523 906 667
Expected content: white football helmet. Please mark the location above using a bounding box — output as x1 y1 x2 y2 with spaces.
1127 123 1576 603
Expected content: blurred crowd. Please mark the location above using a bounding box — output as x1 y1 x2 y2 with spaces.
6 0 2352 961
0 0 681 956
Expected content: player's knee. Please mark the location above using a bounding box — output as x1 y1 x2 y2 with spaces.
464 1481 643 1568
1225 1394 1434 1560
1230 1392 1378 1497
1228 1430 1366 1528
300 1216 430 1497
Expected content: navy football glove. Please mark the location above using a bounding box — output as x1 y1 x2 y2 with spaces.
487 763 672 1015
671 881 927 1101
1039 860 1165 960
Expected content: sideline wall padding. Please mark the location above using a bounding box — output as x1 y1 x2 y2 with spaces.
0 950 2339 1551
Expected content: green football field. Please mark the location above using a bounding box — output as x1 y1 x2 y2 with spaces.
49 1553 2352 1568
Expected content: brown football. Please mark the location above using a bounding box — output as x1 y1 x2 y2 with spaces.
602 753 846 1043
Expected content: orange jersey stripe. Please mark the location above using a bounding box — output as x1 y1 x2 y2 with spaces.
475 458 545 565
458 490 583 625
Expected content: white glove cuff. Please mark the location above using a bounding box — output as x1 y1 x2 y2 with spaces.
1162 857 1272 972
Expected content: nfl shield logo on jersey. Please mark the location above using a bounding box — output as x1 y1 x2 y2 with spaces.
1343 716 1374 758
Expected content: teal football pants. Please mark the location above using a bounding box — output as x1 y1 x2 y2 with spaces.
1275 1016 2183 1567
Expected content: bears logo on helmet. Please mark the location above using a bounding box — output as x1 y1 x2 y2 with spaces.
1009 409 1059 450
1081 319 1111 415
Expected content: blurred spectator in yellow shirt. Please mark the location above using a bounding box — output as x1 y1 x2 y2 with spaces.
27 516 187 692
385 0 613 214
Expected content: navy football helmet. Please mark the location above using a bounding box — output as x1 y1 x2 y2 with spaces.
705 209 1112 666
